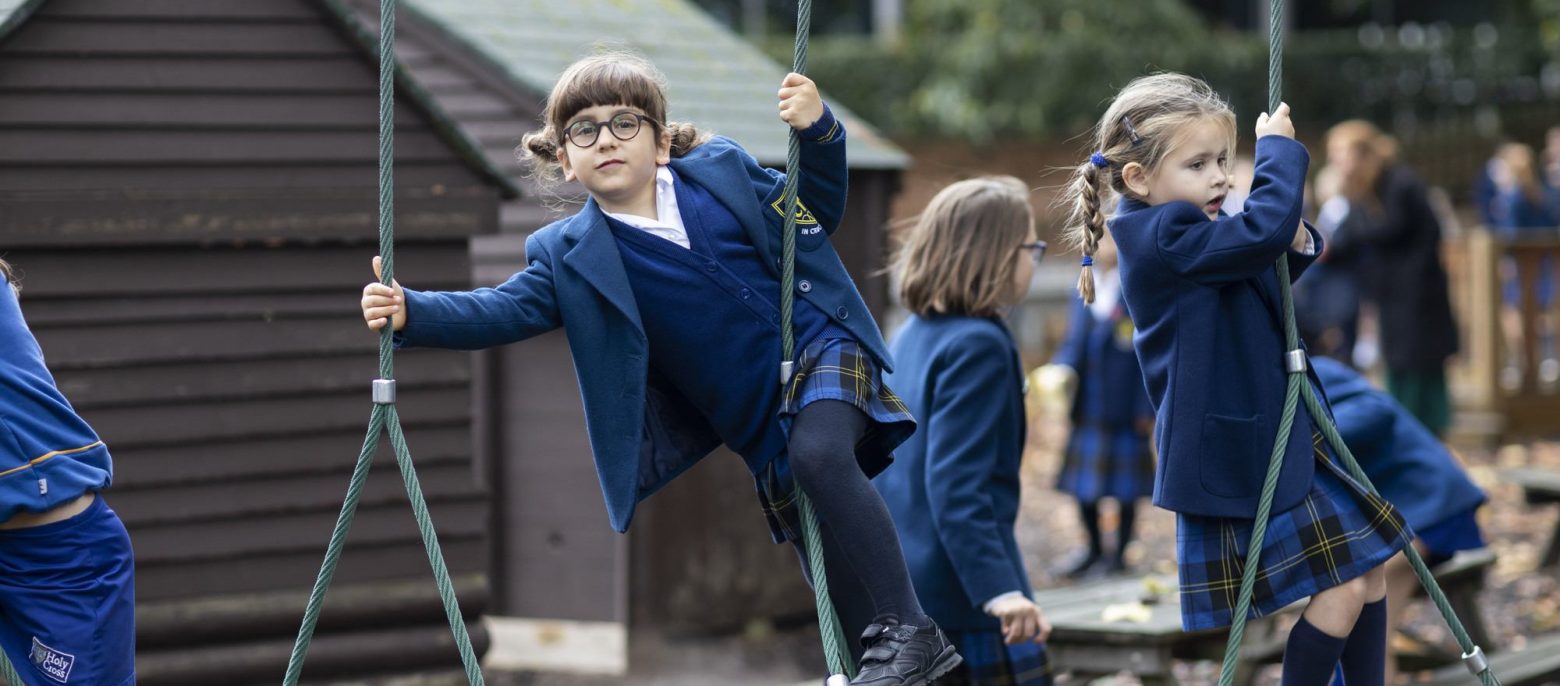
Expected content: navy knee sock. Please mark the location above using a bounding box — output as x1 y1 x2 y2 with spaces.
1282 617 1348 686
790 400 927 626
1340 599 1388 686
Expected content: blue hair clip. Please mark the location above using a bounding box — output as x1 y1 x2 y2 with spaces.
1081 255 1094 267
1089 152 1109 169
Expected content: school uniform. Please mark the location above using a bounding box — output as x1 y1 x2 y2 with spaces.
876 316 1051 686
394 106 914 543
1051 282 1154 505
0 278 135 686
1109 135 1412 630
1313 357 1485 565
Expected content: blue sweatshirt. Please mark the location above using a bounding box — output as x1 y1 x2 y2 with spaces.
0 277 113 522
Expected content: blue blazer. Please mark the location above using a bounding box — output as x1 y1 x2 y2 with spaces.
876 315 1030 631
1313 357 1485 530
395 110 891 534
1110 136 1325 519
1051 295 1153 427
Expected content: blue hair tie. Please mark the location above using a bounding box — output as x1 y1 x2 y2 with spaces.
1081 255 1094 267
1088 152 1109 168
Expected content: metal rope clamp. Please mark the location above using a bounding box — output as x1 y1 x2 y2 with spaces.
780 360 795 386
1462 646 1489 675
824 674 849 686
1284 349 1307 374
372 379 397 405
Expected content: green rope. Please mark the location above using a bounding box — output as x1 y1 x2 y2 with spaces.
1 646 18 686
777 0 855 679
1217 2 1499 684
284 0 483 683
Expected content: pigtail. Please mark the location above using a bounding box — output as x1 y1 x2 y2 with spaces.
517 126 565 188
665 121 710 157
1061 161 1107 304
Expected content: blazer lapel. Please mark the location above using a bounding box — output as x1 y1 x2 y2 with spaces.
560 198 644 332
670 148 774 264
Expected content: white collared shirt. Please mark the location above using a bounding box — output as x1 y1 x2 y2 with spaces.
603 166 690 249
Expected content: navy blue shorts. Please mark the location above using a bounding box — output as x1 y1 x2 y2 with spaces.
0 495 135 686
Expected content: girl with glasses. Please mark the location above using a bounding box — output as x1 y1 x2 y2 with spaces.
358 52 960 684
875 177 1053 686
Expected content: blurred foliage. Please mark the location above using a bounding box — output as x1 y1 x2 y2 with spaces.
774 0 1560 144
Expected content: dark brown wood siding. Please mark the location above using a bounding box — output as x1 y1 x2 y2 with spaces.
0 0 500 682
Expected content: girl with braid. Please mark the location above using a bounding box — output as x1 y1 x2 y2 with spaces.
1060 73 1412 686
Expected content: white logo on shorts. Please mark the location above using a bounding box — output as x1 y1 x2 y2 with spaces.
30 637 74 683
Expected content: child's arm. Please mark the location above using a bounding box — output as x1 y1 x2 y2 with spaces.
360 237 562 350
1049 299 1090 372
777 73 849 236
923 329 1031 613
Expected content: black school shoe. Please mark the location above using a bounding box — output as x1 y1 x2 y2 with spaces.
849 616 962 686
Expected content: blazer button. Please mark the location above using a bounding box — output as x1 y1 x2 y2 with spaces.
704 262 718 273
835 306 849 319
741 288 751 300
797 280 812 293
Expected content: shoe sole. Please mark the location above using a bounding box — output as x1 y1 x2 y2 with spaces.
907 646 962 686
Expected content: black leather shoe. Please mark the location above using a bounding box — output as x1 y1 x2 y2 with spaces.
849 616 962 686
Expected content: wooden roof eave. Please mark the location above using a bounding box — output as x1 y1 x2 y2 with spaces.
316 0 522 200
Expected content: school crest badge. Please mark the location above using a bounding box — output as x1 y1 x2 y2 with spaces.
770 197 822 235
31 637 74 683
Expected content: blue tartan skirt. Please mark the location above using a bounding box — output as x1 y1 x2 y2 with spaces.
1057 422 1155 503
755 337 917 543
1176 431 1414 631
939 629 1053 686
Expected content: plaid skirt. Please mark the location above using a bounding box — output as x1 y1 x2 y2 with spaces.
1057 423 1155 503
1176 431 1413 631
939 629 1053 686
755 337 917 543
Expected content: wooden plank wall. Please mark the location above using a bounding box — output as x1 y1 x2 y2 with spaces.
0 0 500 681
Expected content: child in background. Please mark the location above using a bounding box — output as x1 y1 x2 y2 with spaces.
876 176 1053 686
1045 234 1154 578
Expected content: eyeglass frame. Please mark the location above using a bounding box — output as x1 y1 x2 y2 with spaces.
562 111 659 149
1019 240 1048 264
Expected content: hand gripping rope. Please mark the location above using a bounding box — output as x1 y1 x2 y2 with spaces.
1217 2 1498 684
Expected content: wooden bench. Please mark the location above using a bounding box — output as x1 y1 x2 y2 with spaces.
1030 548 1497 686
1421 632 1560 686
1504 468 1560 568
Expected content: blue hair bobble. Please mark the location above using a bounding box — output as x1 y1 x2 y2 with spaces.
1089 152 1109 168
1081 255 1094 267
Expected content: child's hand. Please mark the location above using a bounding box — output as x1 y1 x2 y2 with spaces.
778 72 824 131
988 595 1052 645
361 256 406 332
1255 102 1294 140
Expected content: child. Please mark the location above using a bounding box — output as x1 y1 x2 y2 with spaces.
358 53 960 684
1312 355 1486 685
1061 73 1412 686
1045 234 1155 578
875 177 1052 686
1487 142 1558 387
0 258 137 686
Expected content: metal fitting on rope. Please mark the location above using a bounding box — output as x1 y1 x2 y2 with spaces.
1462 646 1489 675
372 379 397 405
824 675 849 686
780 361 795 386
1284 349 1307 373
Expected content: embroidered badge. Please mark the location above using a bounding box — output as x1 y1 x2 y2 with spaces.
31 637 74 683
770 197 822 235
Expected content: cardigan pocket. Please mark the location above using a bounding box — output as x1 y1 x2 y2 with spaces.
1199 412 1264 498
